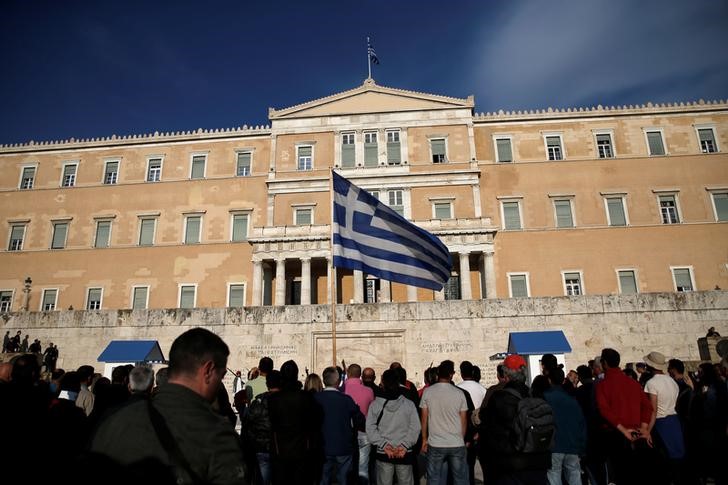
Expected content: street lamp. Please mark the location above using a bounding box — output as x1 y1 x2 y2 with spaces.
23 276 32 311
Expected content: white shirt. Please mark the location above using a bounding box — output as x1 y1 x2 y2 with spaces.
644 373 679 418
457 380 487 408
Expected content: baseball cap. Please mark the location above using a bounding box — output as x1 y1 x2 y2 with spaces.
503 354 527 370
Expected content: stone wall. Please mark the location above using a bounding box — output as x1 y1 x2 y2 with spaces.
2 291 726 387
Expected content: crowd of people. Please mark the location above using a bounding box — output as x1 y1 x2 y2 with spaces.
0 326 726 485
2 330 59 371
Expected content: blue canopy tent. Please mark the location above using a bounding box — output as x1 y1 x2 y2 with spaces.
97 340 166 378
507 330 572 383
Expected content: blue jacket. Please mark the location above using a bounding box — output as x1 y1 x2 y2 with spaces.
314 389 365 456
544 386 587 454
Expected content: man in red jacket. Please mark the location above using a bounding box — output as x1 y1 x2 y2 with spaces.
595 348 653 485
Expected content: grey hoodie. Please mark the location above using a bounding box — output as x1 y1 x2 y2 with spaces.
366 395 421 454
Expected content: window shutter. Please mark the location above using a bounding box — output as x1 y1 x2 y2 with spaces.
618 271 638 294
63 165 75 177
342 143 355 167
434 203 451 219
10 225 24 243
607 198 626 226
714 193 728 221
237 152 252 175
180 287 195 308
87 288 102 309
232 214 248 241
698 129 713 142
229 285 245 307
554 200 573 227
140 219 155 245
191 156 205 178
387 140 401 164
510 275 528 297
298 146 312 157
133 288 148 309
496 139 512 162
42 290 57 309
503 202 521 229
95 221 111 248
673 269 692 291
185 217 201 244
647 132 665 155
431 139 446 160
52 223 67 249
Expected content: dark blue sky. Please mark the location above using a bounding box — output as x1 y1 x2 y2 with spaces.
2 0 727 145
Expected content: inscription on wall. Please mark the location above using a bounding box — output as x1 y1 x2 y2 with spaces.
246 344 297 358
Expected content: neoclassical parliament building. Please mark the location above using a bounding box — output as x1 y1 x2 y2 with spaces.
1 79 727 314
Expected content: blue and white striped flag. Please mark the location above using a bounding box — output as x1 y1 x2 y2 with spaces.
332 171 452 291
367 40 380 65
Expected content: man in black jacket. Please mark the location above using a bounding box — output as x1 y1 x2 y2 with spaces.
478 354 550 485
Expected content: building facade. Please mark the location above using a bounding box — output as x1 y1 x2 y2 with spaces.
1 79 727 313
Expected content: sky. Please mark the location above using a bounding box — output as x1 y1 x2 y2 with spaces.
1 0 727 145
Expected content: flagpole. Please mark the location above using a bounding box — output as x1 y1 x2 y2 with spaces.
367 36 371 79
329 168 338 367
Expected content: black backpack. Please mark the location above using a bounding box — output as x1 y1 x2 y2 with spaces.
503 388 555 453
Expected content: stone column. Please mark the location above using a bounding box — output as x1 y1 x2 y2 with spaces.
301 257 311 305
484 251 496 299
252 260 263 306
380 279 391 303
275 257 286 306
434 288 445 301
353 270 364 303
459 252 472 300
407 285 417 302
326 257 333 304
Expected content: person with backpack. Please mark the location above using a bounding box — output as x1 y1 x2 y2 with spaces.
478 354 553 485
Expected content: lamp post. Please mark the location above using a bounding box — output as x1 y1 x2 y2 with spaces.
22 276 32 311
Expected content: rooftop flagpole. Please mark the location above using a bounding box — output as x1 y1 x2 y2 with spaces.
329 168 338 366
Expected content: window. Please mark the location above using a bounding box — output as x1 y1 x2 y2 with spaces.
433 201 453 219
671 267 694 292
8 223 26 251
545 135 563 160
431 138 447 164
605 196 628 226
553 199 574 228
697 128 717 153
387 130 401 165
190 154 206 179
711 192 728 221
508 273 530 298
20 166 36 189
61 163 77 187
501 200 522 230
596 133 614 158
646 131 666 156
388 190 404 217
51 221 68 249
86 288 102 310
495 137 513 163
132 286 149 309
184 215 202 244
444 274 461 300
104 160 119 184
297 145 313 171
231 213 249 241
228 283 245 307
147 158 162 182
364 132 378 167
236 151 252 176
617 270 638 295
659 194 680 224
94 220 112 248
138 218 156 246
294 207 313 225
0 291 12 312
179 285 196 309
563 272 583 296
341 133 355 168
41 289 58 311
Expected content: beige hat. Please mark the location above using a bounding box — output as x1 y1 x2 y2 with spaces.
643 351 668 372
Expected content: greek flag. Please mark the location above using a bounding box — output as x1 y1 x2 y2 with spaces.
367 40 380 65
332 172 452 291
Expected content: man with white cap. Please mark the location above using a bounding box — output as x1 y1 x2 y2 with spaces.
643 351 684 483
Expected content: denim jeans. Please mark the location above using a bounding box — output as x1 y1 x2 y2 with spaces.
256 452 271 485
547 453 581 485
321 454 352 485
357 431 371 483
375 459 414 485
426 446 468 485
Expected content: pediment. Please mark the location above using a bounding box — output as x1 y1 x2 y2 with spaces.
269 79 474 120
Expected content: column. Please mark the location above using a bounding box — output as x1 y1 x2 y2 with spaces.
327 257 333 303
407 285 417 302
459 252 472 300
484 251 496 299
434 287 445 301
353 270 364 303
301 257 311 305
252 260 263 306
380 279 391 303
275 257 286 306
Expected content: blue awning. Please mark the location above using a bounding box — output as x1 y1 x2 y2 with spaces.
97 340 166 363
507 331 572 355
